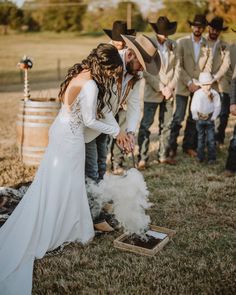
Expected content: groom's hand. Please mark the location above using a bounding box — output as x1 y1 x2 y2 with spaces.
230 104 236 116
116 131 130 152
127 132 135 152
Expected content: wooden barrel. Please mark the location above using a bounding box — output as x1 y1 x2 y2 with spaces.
16 98 61 166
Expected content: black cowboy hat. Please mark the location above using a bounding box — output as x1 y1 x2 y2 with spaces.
208 16 228 31
121 34 161 75
103 20 136 42
149 16 177 36
188 14 208 27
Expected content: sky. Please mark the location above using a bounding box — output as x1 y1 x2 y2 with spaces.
12 0 162 17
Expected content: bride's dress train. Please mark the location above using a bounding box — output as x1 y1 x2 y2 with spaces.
0 80 120 295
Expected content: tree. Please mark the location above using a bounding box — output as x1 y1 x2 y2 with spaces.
207 0 236 24
147 0 208 32
24 0 87 32
0 0 23 34
82 1 146 34
22 10 40 32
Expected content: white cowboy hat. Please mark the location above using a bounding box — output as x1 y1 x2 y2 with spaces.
121 34 161 75
193 72 215 86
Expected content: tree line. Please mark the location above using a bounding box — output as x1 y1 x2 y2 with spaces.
0 0 235 34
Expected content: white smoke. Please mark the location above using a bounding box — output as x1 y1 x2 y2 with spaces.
87 168 152 235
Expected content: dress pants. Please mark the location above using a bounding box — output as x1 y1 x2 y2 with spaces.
169 94 197 152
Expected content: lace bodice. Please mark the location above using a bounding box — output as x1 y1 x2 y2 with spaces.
67 80 120 138
69 90 83 134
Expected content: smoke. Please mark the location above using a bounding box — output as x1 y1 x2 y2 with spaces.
87 168 152 235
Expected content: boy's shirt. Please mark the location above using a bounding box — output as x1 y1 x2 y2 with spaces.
191 88 221 121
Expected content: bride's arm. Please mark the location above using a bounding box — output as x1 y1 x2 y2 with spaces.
80 80 120 138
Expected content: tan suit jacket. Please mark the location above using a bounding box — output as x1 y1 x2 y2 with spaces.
207 38 230 93
231 44 236 79
176 35 212 96
228 43 236 80
143 38 180 103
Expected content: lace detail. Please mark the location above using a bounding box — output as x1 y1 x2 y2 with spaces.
69 95 83 134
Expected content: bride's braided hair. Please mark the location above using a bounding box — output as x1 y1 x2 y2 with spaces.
58 43 123 117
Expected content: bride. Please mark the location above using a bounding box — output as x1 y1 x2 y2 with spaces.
0 43 129 295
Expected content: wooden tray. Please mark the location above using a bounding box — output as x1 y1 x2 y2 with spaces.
113 225 176 256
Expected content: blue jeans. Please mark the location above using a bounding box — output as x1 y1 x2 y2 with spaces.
169 94 197 152
226 124 236 172
85 133 108 182
138 100 173 162
196 120 216 161
215 92 230 144
110 112 125 169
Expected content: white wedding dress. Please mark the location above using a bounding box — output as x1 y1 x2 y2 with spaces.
0 80 120 295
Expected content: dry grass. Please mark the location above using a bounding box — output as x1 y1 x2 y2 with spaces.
0 89 236 295
0 33 107 89
0 33 236 294
1 31 236 90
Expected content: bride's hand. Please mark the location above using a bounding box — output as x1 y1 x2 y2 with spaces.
116 131 131 153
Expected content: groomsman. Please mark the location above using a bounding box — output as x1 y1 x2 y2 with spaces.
206 16 230 147
225 28 236 176
168 14 212 158
137 16 180 169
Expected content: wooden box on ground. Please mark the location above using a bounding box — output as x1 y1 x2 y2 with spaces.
113 225 176 256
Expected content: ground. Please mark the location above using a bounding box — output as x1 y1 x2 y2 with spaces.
0 88 235 294
0 32 235 294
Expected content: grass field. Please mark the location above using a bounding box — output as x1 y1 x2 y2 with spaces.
0 32 108 90
0 89 235 294
1 31 236 91
0 32 236 294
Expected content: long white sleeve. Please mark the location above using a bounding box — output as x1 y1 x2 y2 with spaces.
190 88 221 120
190 92 199 120
211 91 221 120
80 80 120 137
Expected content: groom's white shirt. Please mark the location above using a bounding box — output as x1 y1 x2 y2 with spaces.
84 49 142 143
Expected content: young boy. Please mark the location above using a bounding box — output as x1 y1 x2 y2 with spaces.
191 72 221 163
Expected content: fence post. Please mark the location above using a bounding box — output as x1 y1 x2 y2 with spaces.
57 59 61 81
19 70 24 83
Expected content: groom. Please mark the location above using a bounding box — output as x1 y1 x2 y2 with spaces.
85 20 136 182
85 34 161 181
84 34 160 230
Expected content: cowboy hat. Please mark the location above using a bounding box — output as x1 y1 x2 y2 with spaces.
121 34 161 75
103 20 136 42
193 72 215 86
188 14 208 27
208 16 228 31
149 16 177 36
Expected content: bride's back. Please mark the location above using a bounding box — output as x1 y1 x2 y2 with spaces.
63 70 92 108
